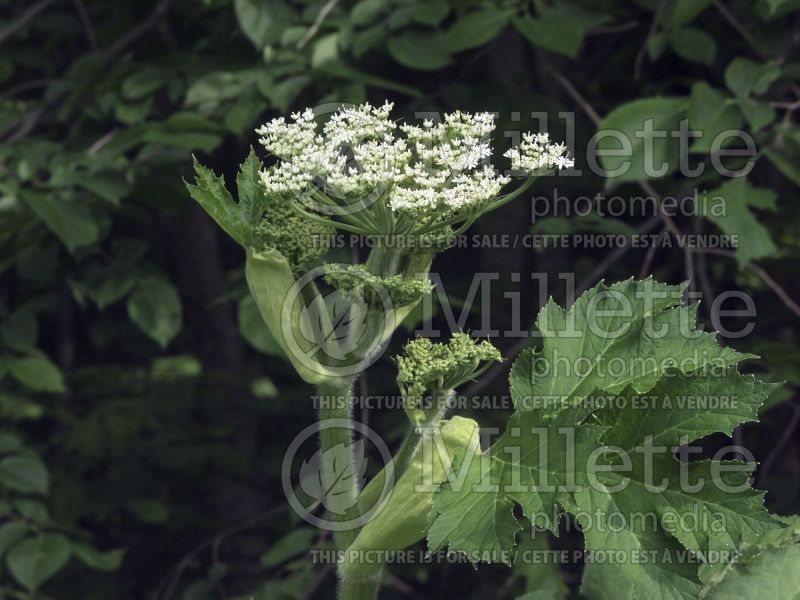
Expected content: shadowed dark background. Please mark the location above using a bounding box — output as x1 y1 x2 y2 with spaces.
1 0 799 598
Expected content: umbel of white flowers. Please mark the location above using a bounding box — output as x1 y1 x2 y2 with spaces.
255 102 573 238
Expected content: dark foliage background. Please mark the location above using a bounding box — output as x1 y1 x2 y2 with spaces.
1 0 799 598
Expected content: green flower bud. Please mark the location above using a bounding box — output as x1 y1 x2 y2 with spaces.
324 263 434 308
253 198 333 276
396 333 502 415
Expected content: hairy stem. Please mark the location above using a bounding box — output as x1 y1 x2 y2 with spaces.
321 227 428 600
316 376 361 551
338 567 382 600
395 388 453 476
339 389 452 600
317 376 381 600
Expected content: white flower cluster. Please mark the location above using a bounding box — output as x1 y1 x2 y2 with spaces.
255 108 332 194
504 132 574 172
386 111 503 213
257 103 408 197
256 103 570 218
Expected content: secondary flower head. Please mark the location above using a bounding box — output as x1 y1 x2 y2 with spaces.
255 103 572 239
253 198 333 275
504 132 574 172
396 333 502 411
323 263 434 307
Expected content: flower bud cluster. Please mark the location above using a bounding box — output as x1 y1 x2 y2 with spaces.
397 333 502 409
253 198 333 274
323 263 434 307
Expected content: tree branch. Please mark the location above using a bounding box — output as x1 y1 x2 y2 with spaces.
634 0 666 80
297 0 340 49
690 248 800 320
72 0 98 50
0 0 58 44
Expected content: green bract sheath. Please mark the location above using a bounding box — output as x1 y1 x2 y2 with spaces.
344 416 480 574
246 247 427 383
245 247 335 384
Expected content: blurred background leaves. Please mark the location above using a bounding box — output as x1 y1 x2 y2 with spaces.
1 0 800 598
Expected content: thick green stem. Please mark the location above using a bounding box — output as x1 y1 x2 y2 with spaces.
317 376 382 600
365 242 403 277
395 388 453 477
338 565 382 600
316 376 361 551
340 389 455 600
315 231 430 600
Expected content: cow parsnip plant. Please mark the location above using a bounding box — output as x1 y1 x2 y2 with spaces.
187 104 780 600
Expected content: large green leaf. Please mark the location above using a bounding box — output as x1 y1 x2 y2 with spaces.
0 454 49 495
0 522 27 558
351 0 386 26
23 193 99 253
687 83 743 154
428 279 780 599
413 0 449 26
143 113 225 152
697 178 777 267
428 410 603 561
72 543 125 572
724 58 780 97
721 59 779 132
512 3 609 59
386 30 452 71
6 534 71 591
595 98 687 183
126 276 183 348
185 70 259 110
311 33 339 70
701 516 800 597
670 27 716 65
669 0 713 25
234 0 291 49
187 153 266 247
185 157 246 246
445 9 512 53
580 561 634 600
510 279 749 408
577 372 779 597
79 265 139 310
8 355 66 393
